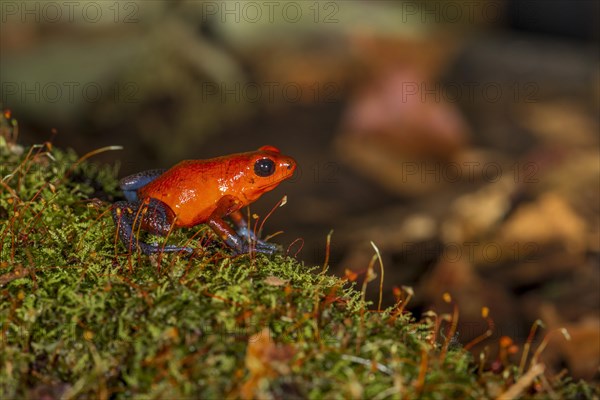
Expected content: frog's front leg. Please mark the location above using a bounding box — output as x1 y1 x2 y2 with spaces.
112 198 193 255
209 216 277 255
208 197 276 255
228 210 278 254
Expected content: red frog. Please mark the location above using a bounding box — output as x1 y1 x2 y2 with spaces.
112 146 296 255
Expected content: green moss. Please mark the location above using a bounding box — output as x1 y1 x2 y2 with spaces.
0 140 597 399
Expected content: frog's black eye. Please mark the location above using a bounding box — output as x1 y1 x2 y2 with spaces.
254 158 276 177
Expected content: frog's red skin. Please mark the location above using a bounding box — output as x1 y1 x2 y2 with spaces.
112 146 296 255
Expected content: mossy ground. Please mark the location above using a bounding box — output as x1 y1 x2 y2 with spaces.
0 131 597 398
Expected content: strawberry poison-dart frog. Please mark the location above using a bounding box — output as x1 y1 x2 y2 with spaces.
112 146 296 255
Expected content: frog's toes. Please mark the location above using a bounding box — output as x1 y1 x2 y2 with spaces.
247 240 279 255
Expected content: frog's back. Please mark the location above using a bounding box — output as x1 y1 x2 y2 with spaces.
138 160 226 227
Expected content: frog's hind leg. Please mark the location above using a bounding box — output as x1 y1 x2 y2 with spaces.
112 198 193 255
119 169 167 202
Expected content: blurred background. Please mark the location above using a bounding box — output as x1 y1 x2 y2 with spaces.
1 0 599 381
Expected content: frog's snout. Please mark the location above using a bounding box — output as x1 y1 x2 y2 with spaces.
282 157 297 174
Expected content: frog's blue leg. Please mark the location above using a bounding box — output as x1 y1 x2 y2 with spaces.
119 169 167 202
209 216 278 255
112 198 193 255
228 210 278 254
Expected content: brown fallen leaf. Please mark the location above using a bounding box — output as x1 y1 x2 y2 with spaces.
516 101 599 148
339 69 470 160
240 328 295 399
539 304 600 380
497 192 587 255
335 66 472 197
441 177 515 243
263 276 288 287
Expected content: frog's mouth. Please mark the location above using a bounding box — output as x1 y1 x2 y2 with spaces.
258 175 291 190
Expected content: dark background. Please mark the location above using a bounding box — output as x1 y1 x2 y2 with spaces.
1 0 598 380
